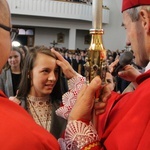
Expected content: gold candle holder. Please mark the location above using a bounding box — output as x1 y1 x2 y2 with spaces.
84 0 108 130
85 29 107 84
84 0 107 84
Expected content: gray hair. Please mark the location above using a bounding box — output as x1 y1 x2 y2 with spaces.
125 5 150 22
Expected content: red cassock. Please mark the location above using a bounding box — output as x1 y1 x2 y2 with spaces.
0 91 60 150
98 70 150 150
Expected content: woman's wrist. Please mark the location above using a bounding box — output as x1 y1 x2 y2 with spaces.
67 71 78 80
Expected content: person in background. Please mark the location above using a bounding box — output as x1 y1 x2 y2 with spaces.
64 51 72 64
72 53 80 73
78 54 86 76
106 71 116 91
19 45 28 59
0 46 23 97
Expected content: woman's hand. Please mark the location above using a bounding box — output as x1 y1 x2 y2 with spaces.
51 48 77 79
9 96 21 105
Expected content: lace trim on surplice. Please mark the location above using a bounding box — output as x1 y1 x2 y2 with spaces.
58 120 100 150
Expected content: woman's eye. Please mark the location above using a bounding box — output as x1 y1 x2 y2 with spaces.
42 70 49 73
14 56 18 58
106 79 112 84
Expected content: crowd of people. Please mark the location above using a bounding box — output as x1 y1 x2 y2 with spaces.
58 0 110 9
0 0 150 149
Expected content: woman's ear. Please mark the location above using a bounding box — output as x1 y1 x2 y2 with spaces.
140 10 150 33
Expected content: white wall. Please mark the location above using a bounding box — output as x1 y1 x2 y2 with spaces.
12 15 92 49
11 0 126 51
102 0 126 51
34 28 90 50
34 27 69 48
76 30 90 50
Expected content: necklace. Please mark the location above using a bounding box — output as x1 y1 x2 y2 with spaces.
27 95 52 131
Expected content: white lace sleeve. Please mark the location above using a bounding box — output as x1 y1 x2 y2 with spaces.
56 74 86 119
58 120 100 150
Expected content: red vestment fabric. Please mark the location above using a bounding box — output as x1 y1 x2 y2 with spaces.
0 91 60 150
98 70 150 150
122 0 150 12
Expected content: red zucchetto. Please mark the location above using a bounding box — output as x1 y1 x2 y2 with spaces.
122 0 150 12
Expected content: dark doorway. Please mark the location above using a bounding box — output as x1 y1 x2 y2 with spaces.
16 35 28 45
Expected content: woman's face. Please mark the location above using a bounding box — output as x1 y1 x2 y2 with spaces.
0 26 11 73
106 72 115 91
30 53 59 97
8 50 21 69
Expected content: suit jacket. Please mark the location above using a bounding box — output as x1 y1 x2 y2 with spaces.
0 69 14 97
21 98 67 139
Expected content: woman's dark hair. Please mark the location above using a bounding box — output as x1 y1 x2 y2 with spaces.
17 46 64 102
19 45 28 57
4 46 24 70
